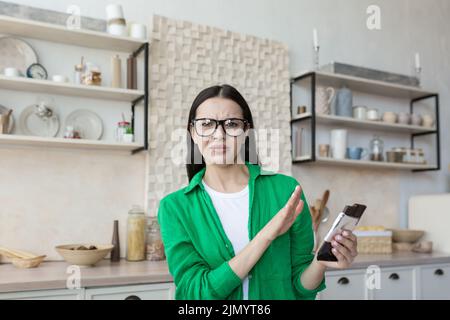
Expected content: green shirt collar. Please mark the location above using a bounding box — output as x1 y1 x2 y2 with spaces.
183 161 267 194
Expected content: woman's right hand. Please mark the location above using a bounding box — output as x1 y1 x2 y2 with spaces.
260 186 304 242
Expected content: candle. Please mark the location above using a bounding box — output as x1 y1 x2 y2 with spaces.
415 53 421 69
313 28 319 49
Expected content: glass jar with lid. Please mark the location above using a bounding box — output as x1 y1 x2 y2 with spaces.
369 135 384 161
146 217 165 261
126 205 147 261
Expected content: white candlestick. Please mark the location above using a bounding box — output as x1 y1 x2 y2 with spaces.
415 53 421 69
313 28 319 49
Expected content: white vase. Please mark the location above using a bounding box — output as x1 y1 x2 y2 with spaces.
330 129 347 159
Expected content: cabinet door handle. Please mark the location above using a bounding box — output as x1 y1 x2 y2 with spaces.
337 277 349 285
389 273 400 280
434 269 444 276
125 295 141 300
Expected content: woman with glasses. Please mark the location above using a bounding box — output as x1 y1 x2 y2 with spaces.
158 84 358 300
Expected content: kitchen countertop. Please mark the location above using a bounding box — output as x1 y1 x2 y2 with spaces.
1 252 450 293
329 251 450 271
0 259 172 293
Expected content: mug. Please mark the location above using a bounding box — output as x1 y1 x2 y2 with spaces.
353 106 367 121
398 112 411 125
3 67 21 77
318 144 330 157
367 108 380 121
382 112 398 124
52 75 68 83
129 23 147 40
346 147 368 160
316 86 335 115
422 114 434 128
411 114 422 126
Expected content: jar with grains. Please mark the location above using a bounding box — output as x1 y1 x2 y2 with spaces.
146 217 165 261
126 205 147 261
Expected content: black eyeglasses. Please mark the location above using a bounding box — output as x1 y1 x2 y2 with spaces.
191 118 249 137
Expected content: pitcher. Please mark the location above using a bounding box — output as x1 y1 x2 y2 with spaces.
316 86 335 115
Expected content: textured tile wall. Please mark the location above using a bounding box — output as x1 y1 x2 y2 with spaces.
146 15 292 214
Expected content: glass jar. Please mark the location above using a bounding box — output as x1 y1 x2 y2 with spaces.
126 205 147 261
146 217 165 261
410 149 419 164
369 135 384 161
417 149 425 164
116 121 131 142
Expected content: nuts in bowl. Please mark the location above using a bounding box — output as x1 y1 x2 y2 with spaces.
55 244 114 266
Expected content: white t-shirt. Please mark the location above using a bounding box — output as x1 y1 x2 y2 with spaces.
202 179 250 300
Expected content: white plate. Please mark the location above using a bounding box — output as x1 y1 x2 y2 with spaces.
0 104 15 133
65 110 103 140
0 36 38 76
19 104 60 137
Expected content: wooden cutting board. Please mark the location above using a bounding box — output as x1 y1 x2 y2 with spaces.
409 194 450 253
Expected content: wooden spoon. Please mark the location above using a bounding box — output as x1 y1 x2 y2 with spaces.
317 190 330 224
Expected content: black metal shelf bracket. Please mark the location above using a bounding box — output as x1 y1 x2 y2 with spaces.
130 42 150 155
410 94 440 172
290 72 316 163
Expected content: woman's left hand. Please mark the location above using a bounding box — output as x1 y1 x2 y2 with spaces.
316 230 358 269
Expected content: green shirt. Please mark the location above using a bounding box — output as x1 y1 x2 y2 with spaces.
157 161 326 300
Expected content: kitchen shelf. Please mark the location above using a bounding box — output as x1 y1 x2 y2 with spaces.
297 156 436 171
0 134 143 151
0 15 147 52
0 15 150 154
0 75 145 102
290 71 441 172
292 70 437 99
291 112 437 134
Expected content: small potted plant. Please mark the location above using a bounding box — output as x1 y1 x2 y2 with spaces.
123 126 134 143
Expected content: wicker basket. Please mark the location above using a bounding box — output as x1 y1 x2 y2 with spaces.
354 230 393 254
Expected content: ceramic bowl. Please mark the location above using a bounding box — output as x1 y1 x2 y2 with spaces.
55 244 114 266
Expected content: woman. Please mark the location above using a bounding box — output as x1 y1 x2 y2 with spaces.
158 84 358 300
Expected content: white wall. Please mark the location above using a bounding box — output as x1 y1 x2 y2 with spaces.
2 0 449 257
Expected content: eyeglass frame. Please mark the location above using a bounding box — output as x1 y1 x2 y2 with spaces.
190 118 250 137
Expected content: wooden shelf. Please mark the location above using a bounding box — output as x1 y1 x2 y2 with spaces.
0 134 143 151
0 75 144 102
292 112 436 134
0 15 147 52
292 71 437 99
297 156 436 171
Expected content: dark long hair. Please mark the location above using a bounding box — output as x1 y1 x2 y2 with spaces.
186 84 259 181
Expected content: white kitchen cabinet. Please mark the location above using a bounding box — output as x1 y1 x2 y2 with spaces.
419 264 450 300
0 283 175 300
321 263 450 300
85 283 176 300
0 288 85 300
370 267 415 300
320 269 368 300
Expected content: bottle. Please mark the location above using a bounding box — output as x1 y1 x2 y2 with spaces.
369 135 384 162
146 217 165 261
126 205 147 261
111 220 120 262
74 57 85 85
111 54 122 88
127 54 137 89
